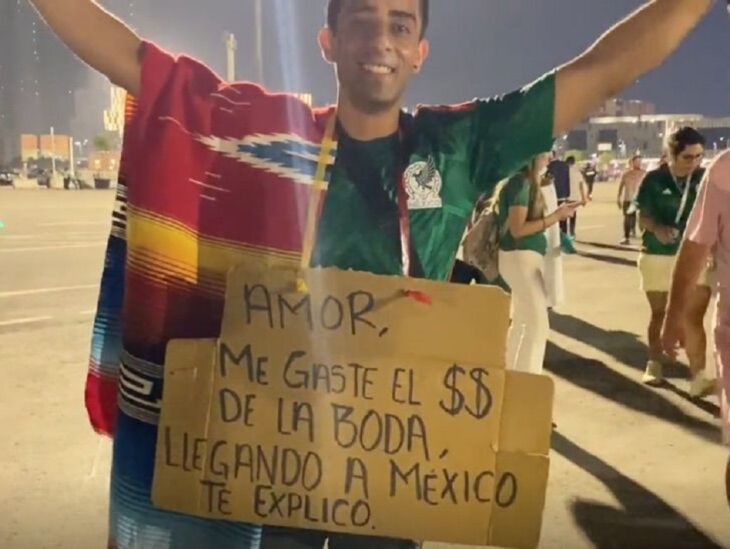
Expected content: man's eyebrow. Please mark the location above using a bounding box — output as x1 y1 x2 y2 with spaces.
345 6 417 24
347 5 376 17
390 10 417 24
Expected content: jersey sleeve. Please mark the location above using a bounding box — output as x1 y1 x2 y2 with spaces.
635 172 658 218
506 177 530 209
412 72 555 199
471 72 556 193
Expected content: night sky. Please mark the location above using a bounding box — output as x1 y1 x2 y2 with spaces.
2 0 730 147
124 0 730 116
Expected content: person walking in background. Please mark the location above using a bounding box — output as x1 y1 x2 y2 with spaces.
566 155 588 238
635 127 714 396
548 152 571 234
617 154 646 245
497 153 578 374
582 161 599 199
663 151 730 509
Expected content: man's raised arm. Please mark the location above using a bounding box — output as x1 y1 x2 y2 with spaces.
29 0 142 95
554 0 714 136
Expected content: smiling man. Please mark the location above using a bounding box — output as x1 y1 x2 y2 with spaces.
28 0 717 548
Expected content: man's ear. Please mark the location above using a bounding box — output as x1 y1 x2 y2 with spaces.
318 27 335 64
412 39 430 73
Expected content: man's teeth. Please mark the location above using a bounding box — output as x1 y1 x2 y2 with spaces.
362 64 393 74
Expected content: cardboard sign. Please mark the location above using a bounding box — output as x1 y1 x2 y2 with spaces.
153 263 554 548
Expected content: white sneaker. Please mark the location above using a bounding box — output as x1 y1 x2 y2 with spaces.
689 374 716 398
642 360 664 385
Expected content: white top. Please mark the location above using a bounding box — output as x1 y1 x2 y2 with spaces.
541 182 565 308
568 165 586 202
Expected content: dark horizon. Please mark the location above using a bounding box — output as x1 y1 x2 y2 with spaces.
1 0 728 159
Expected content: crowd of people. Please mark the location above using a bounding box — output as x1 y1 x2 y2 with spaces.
458 127 730 524
484 127 723 396
465 123 730 523
494 129 720 403
26 0 727 547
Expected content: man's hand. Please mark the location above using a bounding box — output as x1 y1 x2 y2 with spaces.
641 211 677 244
554 0 714 136
661 313 686 360
664 240 713 359
28 0 142 95
654 225 677 245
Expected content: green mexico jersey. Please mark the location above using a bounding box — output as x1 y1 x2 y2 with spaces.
635 166 705 256
313 72 556 281
498 174 548 256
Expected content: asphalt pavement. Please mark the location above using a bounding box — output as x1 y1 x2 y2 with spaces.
1 186 729 548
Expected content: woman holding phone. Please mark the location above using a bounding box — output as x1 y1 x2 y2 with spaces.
497 153 579 374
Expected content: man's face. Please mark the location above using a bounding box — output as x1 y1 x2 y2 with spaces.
320 0 429 113
632 157 642 170
674 144 704 175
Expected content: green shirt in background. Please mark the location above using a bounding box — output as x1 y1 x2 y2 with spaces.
498 174 547 256
635 165 705 256
313 72 556 281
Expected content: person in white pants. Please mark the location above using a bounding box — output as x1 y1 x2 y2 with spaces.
497 154 578 374
541 173 565 308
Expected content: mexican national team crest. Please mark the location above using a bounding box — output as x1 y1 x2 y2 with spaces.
404 156 443 210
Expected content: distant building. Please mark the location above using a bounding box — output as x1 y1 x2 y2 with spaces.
567 114 730 157
0 0 142 164
0 1 85 164
21 134 39 162
591 98 656 118
17 133 71 163
39 134 71 161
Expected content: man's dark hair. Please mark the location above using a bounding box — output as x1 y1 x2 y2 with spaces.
668 126 706 157
566 156 576 165
326 0 430 38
